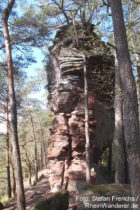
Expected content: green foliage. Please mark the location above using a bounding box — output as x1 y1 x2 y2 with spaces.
0 195 15 206
13 4 51 47
16 70 54 183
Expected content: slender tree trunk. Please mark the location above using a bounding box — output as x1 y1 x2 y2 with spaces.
83 54 91 183
107 144 112 174
4 100 12 198
110 1 140 207
28 165 32 186
114 63 126 183
2 1 26 209
129 1 140 120
24 147 32 186
40 141 43 168
40 128 47 168
81 0 86 23
137 66 140 122
37 153 40 171
43 142 47 168
72 16 79 47
6 133 12 198
10 157 16 196
30 114 38 182
124 141 130 184
132 54 140 122
39 128 44 169
70 9 79 47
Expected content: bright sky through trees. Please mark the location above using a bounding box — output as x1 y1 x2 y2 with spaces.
25 48 44 77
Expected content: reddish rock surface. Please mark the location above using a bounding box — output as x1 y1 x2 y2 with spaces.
46 25 115 191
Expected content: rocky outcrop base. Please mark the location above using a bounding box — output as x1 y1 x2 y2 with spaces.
32 191 69 210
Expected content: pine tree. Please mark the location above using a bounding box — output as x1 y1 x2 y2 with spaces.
2 1 26 209
110 0 140 208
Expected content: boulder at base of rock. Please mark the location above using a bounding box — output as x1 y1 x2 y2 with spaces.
33 191 69 210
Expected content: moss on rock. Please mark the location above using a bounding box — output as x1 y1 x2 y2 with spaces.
31 191 69 210
82 184 131 196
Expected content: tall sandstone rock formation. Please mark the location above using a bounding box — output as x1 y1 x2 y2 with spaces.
46 24 115 191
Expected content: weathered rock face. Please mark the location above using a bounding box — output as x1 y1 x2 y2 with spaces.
46 24 115 191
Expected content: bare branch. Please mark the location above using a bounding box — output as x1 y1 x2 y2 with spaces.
52 0 70 24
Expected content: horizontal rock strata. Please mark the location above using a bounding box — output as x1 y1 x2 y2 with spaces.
46 24 115 191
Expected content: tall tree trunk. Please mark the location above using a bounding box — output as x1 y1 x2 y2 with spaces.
2 1 26 209
83 54 91 183
4 99 12 198
107 144 112 174
40 128 47 168
110 0 140 207
131 51 140 122
129 1 140 121
124 141 130 184
24 147 32 186
72 14 79 47
10 157 16 196
81 0 86 23
114 61 126 183
28 164 32 187
30 113 38 182
40 139 45 169
137 66 140 115
43 141 48 169
137 66 140 122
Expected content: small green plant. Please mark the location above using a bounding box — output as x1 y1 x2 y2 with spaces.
0 194 16 206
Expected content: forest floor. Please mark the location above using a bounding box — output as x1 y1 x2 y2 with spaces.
3 167 131 210
2 166 113 209
4 170 50 210
24 169 47 189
